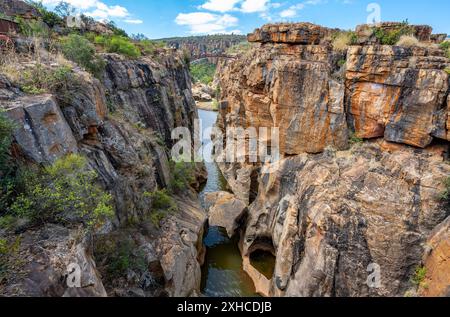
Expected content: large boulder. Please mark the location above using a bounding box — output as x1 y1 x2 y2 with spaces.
204 191 247 238
0 0 40 18
0 224 106 297
2 94 78 163
248 23 336 44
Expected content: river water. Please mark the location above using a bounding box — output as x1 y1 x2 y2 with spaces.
197 109 257 297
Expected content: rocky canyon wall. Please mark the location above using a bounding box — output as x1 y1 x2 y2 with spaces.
0 52 205 297
216 22 450 297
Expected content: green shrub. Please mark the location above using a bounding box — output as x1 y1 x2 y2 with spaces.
349 132 364 145
60 34 106 77
138 40 166 56
148 189 177 212
20 64 79 103
144 189 177 227
0 215 17 231
95 235 146 280
440 41 450 59
190 62 216 85
412 266 427 286
26 1 63 27
0 113 17 213
374 22 414 45
0 237 21 282
0 113 15 173
10 154 114 230
16 17 50 38
105 21 128 38
93 35 141 58
169 161 195 193
440 177 450 203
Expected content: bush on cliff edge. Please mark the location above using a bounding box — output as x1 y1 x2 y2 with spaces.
93 35 141 59
60 34 106 78
10 154 114 230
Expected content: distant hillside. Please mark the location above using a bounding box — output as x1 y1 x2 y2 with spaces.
158 34 247 63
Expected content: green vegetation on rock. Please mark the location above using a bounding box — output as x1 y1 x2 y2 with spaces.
60 34 106 78
20 64 78 101
92 35 141 58
10 154 114 230
412 266 427 286
349 132 364 145
137 40 166 56
0 237 21 283
440 41 450 58
0 113 17 215
16 17 50 38
227 41 252 55
169 161 195 193
440 176 450 204
26 0 63 28
145 189 178 227
94 234 147 281
190 62 216 85
373 21 414 45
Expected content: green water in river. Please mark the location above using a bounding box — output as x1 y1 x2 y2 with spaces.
198 109 258 297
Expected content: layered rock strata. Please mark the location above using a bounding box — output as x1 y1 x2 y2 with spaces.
216 22 450 297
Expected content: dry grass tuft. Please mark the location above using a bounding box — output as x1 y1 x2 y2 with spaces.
332 32 357 52
396 35 420 47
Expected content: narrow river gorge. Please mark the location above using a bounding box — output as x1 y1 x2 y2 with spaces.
197 109 258 297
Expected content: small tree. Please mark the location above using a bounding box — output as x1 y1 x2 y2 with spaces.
25 1 63 27
54 1 76 18
105 21 128 38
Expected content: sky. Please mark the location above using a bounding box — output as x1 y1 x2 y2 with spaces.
40 0 450 39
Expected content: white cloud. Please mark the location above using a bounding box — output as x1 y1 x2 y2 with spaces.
124 19 143 24
41 0 140 23
280 3 305 18
199 0 241 13
41 0 98 10
240 0 271 13
175 12 239 34
87 3 129 19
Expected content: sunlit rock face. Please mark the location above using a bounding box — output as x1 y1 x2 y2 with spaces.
216 22 450 297
346 45 449 148
217 42 349 157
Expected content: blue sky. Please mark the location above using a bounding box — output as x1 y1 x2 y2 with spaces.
41 0 450 39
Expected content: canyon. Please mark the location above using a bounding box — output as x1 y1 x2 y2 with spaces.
0 0 449 298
